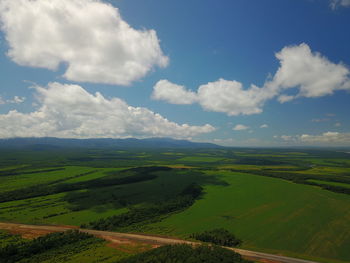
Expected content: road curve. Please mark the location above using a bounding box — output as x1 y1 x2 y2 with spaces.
0 222 319 263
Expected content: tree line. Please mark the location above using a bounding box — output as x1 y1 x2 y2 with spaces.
118 244 252 263
191 228 242 247
0 230 100 263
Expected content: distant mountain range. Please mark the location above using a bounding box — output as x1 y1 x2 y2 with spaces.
0 137 220 149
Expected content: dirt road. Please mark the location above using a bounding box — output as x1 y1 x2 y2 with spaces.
0 222 319 263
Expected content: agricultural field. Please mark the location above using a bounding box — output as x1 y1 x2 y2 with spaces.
0 146 350 262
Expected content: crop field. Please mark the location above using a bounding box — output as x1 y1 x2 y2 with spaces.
145 171 350 263
0 147 349 262
307 179 350 189
0 166 96 192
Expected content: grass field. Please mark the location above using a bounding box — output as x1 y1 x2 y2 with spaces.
0 147 349 263
144 171 350 263
308 179 350 189
177 156 225 162
0 166 94 192
0 168 214 225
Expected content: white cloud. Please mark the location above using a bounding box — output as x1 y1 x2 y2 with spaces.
274 132 350 146
300 132 350 145
7 96 26 104
260 124 268 128
233 124 249 131
197 79 273 116
0 83 215 139
335 122 342 127
330 0 350 9
152 44 350 116
267 43 350 100
152 78 273 116
0 95 26 105
277 94 295 103
0 0 168 85
152 80 197 104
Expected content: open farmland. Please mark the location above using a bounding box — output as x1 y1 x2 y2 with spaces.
0 146 349 263
145 171 350 263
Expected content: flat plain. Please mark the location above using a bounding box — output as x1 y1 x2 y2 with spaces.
0 147 350 263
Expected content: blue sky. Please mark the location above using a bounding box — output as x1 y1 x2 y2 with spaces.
0 0 349 146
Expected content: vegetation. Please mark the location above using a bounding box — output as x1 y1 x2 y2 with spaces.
0 167 170 203
191 228 242 247
83 183 203 231
0 230 150 263
0 147 350 262
145 171 350 263
118 244 252 263
0 231 25 249
228 167 350 195
0 230 102 263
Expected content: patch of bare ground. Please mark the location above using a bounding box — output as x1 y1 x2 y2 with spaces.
129 231 186 241
104 237 156 253
0 223 78 239
0 222 156 254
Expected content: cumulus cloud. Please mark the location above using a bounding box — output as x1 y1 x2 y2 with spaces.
152 80 197 104
330 0 350 9
233 124 249 131
153 78 272 116
0 83 215 139
267 43 350 99
0 0 168 85
260 124 268 128
152 44 350 116
197 79 272 115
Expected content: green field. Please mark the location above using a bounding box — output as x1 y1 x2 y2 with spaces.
308 179 350 189
145 171 350 262
0 147 349 263
177 156 225 162
0 166 98 192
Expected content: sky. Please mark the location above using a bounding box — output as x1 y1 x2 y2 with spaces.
0 0 349 147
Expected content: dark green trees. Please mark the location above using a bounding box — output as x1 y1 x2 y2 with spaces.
191 228 242 247
118 244 251 263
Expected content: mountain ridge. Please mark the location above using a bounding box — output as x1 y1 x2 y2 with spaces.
0 137 220 149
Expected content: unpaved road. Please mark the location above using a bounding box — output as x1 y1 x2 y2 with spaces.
0 222 319 263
